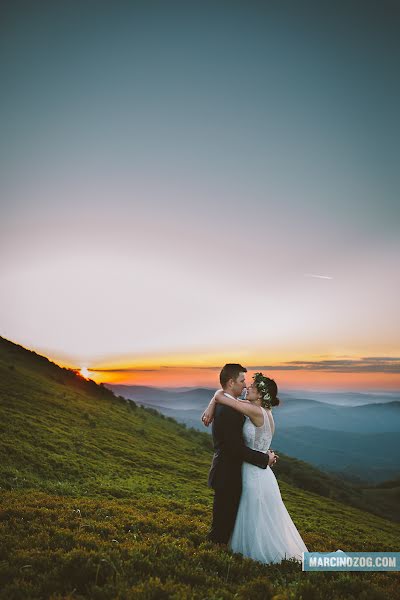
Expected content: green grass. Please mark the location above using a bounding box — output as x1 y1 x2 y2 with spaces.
0 335 399 599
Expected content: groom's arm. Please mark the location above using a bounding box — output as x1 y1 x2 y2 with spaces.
216 405 269 469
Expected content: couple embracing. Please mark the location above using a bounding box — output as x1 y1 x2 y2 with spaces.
201 363 308 564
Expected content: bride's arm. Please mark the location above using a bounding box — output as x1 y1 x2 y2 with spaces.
214 390 262 422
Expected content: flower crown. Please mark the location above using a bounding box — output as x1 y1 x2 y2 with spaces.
253 372 273 409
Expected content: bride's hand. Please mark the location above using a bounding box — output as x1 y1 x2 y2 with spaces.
201 406 214 427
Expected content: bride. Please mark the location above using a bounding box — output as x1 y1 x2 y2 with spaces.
202 372 309 564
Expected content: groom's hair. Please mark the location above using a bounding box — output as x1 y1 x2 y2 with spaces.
220 363 247 388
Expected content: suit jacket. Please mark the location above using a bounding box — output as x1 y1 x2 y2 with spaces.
208 400 269 490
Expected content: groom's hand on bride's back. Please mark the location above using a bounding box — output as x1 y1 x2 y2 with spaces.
267 450 279 467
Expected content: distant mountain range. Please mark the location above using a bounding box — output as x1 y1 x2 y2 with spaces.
106 384 400 409
106 384 400 483
273 427 400 483
107 384 214 409
276 389 400 406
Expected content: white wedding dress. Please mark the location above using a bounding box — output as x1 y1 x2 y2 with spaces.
228 405 309 564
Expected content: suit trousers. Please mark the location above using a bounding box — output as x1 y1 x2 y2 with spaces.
207 483 241 544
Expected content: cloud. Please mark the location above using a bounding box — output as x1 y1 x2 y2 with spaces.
91 358 400 374
89 368 161 373
89 365 222 373
304 273 333 280
247 358 400 374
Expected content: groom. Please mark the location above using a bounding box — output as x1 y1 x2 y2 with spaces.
202 363 277 546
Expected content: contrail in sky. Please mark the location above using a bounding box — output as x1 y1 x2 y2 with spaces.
304 273 333 280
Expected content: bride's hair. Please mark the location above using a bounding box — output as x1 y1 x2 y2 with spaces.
264 377 280 408
253 372 280 408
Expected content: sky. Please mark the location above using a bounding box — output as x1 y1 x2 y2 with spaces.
1 0 399 390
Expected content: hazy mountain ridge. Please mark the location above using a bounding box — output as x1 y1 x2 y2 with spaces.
106 384 400 408
106 383 400 483
273 427 400 483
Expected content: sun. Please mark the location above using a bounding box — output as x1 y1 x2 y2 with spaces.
80 367 91 379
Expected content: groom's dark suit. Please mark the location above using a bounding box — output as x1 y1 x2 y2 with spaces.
207 399 270 544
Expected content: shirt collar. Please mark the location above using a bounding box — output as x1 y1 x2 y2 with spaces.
223 392 239 401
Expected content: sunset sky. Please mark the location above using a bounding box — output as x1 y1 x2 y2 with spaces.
1 1 399 391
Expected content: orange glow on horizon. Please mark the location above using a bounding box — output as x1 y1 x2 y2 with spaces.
23 342 398 392
69 365 400 391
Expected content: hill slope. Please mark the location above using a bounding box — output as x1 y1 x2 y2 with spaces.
1 336 399 599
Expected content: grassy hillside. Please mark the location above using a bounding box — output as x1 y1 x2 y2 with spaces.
0 336 399 599
362 478 400 523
